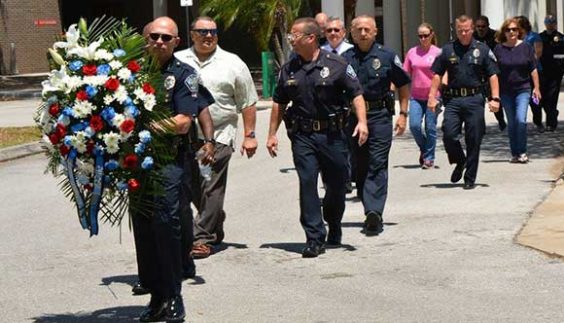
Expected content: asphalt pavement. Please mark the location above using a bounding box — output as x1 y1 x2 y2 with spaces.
1 100 564 322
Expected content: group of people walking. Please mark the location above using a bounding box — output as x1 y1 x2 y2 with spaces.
128 12 562 322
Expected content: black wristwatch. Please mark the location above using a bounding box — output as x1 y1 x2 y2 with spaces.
245 131 256 139
203 138 216 145
399 111 409 117
489 96 501 102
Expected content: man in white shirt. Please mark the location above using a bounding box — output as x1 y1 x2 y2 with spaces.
175 16 258 259
320 17 353 55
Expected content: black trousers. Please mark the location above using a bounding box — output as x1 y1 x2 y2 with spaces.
442 94 486 184
537 71 563 128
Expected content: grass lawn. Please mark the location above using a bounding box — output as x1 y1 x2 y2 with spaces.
0 126 41 148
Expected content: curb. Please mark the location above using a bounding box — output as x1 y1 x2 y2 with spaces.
0 141 43 162
0 89 42 101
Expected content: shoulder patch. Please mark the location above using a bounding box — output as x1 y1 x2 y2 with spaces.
346 64 357 79
184 74 199 94
393 55 403 68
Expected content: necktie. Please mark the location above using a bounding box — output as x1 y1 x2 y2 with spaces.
332 49 338 54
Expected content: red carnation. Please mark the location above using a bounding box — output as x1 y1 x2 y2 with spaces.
55 124 66 138
82 64 97 76
104 78 120 92
59 145 70 156
142 83 155 94
76 90 89 101
127 178 140 192
86 141 95 154
127 60 141 73
120 119 135 133
84 183 93 191
90 115 104 132
123 154 138 169
48 103 60 116
48 133 60 144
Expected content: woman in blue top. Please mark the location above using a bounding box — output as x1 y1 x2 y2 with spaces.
493 18 541 163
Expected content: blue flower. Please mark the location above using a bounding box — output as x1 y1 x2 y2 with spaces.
125 105 140 118
63 135 73 146
85 85 98 98
138 130 152 144
71 122 86 133
103 176 112 185
113 49 126 57
141 156 154 170
105 159 119 171
96 64 111 75
124 97 133 105
84 126 95 137
117 181 128 191
100 106 116 122
134 143 145 155
47 96 59 105
57 114 70 126
62 107 75 117
69 60 83 71
128 75 136 83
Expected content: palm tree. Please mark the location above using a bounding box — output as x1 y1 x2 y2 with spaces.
200 0 302 66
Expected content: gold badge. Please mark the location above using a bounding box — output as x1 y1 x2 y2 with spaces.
473 49 480 58
320 66 330 78
164 75 176 90
372 58 381 70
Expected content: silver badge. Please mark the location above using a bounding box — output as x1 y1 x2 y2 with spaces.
372 58 381 70
164 75 176 90
320 66 330 78
184 74 199 94
554 36 560 43
346 65 357 79
473 49 480 58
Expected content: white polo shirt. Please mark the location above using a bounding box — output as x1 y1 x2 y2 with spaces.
174 46 258 147
321 40 353 55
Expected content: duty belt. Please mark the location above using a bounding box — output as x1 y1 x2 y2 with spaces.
288 112 347 133
365 99 386 111
444 87 481 97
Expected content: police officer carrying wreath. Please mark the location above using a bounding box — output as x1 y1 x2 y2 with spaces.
342 15 411 235
428 15 500 190
266 17 368 258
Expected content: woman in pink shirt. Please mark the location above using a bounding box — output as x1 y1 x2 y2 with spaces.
403 23 442 169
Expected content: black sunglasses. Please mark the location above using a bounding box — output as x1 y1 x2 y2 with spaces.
418 33 431 39
326 28 341 33
192 29 218 36
149 33 175 42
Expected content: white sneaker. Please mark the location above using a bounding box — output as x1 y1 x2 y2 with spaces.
518 154 529 163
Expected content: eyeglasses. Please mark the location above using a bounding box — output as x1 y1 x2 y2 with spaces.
286 33 310 42
505 27 519 33
418 33 431 39
149 33 175 42
326 28 341 33
192 29 218 36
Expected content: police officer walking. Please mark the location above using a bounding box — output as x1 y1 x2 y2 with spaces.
428 15 500 190
342 15 411 235
132 16 215 322
539 14 564 132
266 17 368 258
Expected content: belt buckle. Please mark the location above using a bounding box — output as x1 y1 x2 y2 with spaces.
312 120 321 131
460 88 467 97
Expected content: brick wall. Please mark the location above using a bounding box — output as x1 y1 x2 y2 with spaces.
0 0 62 75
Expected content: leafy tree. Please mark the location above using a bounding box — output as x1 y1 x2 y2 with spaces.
201 0 303 66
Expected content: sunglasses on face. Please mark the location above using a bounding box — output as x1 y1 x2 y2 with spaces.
149 33 175 42
326 28 341 33
418 33 431 39
192 29 218 37
505 27 519 33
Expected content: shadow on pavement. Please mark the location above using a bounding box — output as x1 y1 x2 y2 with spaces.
100 274 137 288
259 242 304 254
420 183 489 189
32 306 143 322
279 167 296 174
213 242 248 255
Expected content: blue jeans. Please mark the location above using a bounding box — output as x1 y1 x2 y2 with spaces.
501 91 530 156
409 99 438 161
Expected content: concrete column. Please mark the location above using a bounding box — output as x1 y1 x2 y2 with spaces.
558 0 564 32
383 0 401 53
481 0 504 28
322 0 345 21
356 0 376 16
153 0 167 18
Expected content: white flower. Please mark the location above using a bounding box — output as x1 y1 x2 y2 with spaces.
120 131 133 141
64 76 83 93
69 135 87 153
73 101 94 118
143 95 156 111
112 114 125 128
117 68 132 81
41 66 68 95
67 37 103 60
103 95 115 105
113 86 128 104
53 24 80 50
83 75 109 86
77 159 94 175
42 121 55 134
108 60 123 70
41 135 55 150
103 132 121 154
75 131 88 142
94 49 114 61
133 88 146 102
106 143 119 154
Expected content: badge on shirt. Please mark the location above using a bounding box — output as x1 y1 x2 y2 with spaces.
320 66 330 78
473 48 480 58
164 75 176 90
393 55 403 68
372 58 381 70
184 74 199 96
346 65 357 79
554 36 560 43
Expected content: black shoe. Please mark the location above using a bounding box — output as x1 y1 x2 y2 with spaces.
327 226 342 245
364 211 383 235
139 296 167 322
345 181 353 194
536 124 546 133
163 295 186 322
183 256 196 279
463 181 476 190
132 281 150 295
450 163 465 183
546 126 555 132
302 241 325 258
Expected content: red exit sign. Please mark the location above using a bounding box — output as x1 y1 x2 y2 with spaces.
34 19 58 26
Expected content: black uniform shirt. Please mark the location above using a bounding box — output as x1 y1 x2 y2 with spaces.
473 28 497 50
431 39 499 89
273 50 363 119
162 57 215 117
539 30 564 74
342 42 410 101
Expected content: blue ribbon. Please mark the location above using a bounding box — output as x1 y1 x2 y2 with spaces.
88 148 105 236
66 149 88 230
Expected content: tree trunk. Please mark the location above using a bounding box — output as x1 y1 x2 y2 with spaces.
271 32 285 68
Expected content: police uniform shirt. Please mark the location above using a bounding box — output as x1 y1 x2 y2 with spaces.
539 30 564 73
162 57 215 117
342 42 410 101
273 49 363 119
431 39 499 89
473 28 497 50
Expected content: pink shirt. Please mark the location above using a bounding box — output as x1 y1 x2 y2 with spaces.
403 45 441 100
